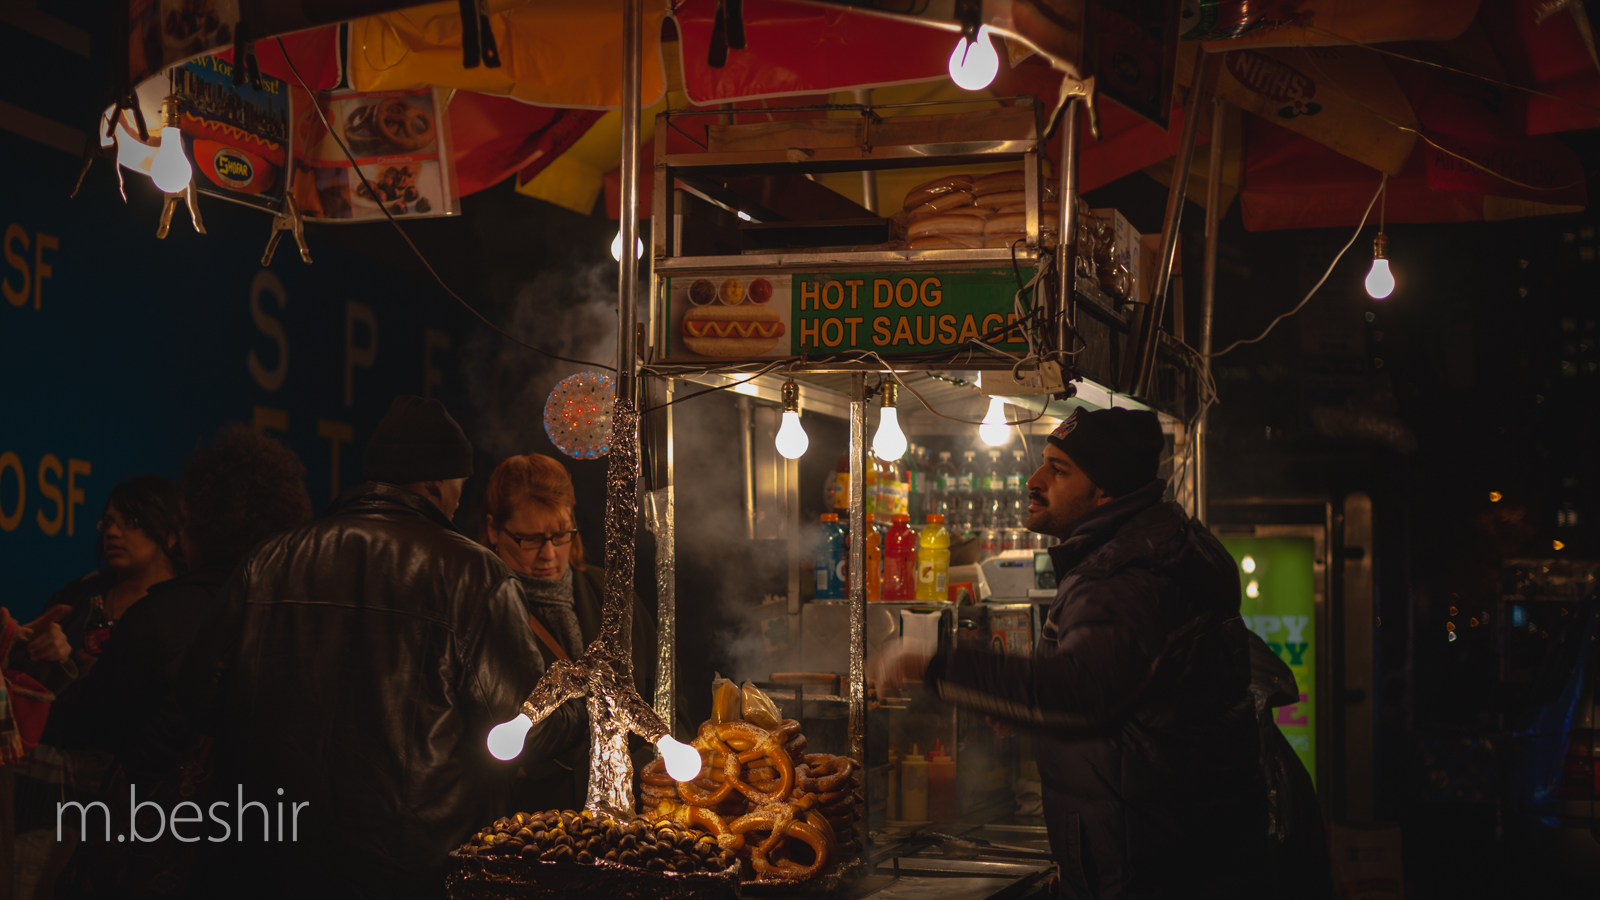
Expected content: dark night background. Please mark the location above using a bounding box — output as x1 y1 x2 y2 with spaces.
3 2 1599 895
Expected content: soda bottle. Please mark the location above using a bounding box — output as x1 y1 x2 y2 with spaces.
910 446 932 522
862 513 882 601
815 513 848 600
932 451 956 522
986 450 1007 530
883 514 917 601
829 454 849 511
916 514 951 603
956 451 978 537
1008 450 1029 529
83 597 112 656
863 453 880 517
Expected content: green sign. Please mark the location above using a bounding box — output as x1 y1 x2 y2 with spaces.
1221 536 1317 786
664 268 1032 361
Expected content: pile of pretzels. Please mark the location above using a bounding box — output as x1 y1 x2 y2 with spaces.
639 717 863 883
901 170 1061 251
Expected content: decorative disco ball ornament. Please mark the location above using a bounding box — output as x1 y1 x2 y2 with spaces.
545 372 616 459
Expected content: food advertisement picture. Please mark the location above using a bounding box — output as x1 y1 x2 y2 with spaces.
292 88 459 222
174 54 290 213
666 270 1031 361
129 0 241 86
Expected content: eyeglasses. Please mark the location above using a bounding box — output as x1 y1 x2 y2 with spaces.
96 514 143 533
500 528 578 552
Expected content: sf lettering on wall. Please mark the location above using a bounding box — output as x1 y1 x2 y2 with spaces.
793 271 1029 354
0 451 90 536
3 222 60 309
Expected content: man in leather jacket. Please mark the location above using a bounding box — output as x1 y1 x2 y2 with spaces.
184 396 586 899
880 408 1264 899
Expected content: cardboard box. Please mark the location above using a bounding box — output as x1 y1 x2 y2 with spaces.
1091 208 1141 302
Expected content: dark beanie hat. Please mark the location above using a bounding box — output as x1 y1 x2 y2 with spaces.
362 395 474 484
1046 407 1164 497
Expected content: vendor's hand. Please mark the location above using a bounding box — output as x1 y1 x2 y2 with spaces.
868 641 931 696
986 716 1017 739
2 605 73 664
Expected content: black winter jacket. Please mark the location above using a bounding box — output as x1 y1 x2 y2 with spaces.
183 483 587 899
925 480 1262 899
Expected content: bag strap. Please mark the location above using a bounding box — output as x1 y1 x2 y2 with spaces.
527 614 571 663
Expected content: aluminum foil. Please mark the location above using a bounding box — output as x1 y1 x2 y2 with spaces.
515 398 670 818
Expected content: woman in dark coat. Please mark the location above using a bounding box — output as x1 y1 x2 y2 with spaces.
479 453 658 812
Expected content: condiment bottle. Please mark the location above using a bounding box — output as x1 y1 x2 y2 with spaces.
900 744 928 821
916 514 951 603
863 513 882 602
927 739 957 822
886 747 901 820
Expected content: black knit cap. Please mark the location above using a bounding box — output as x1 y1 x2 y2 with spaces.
362 395 474 484
1046 407 1164 498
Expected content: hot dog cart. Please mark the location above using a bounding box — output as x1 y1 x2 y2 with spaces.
633 94 1199 897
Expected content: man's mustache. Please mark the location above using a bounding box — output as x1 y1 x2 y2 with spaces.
1028 490 1046 507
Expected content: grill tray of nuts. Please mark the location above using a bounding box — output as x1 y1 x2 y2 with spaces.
448 809 740 900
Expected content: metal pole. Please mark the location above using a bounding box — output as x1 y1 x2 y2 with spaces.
1197 96 1225 525
1056 98 1080 360
1134 50 1210 398
737 394 756 539
651 380 677 731
854 89 879 213
847 374 868 842
617 0 642 402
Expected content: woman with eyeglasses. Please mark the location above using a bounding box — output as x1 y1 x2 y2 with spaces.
478 453 659 812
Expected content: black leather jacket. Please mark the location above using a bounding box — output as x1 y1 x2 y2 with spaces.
183 483 586 895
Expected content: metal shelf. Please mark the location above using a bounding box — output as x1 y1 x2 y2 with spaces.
654 246 1044 273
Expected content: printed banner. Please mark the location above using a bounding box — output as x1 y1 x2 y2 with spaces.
663 269 1032 361
129 0 241 86
174 55 290 213
291 88 460 222
1222 536 1318 785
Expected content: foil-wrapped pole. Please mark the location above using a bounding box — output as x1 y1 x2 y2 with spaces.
645 483 676 732
846 374 867 844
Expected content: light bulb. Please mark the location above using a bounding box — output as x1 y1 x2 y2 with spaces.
1246 580 1260 599
873 407 907 461
657 734 704 782
1241 555 1256 574
775 410 809 459
486 715 532 760
979 397 1010 446
1364 258 1394 299
150 122 192 193
611 231 643 261
948 26 999 91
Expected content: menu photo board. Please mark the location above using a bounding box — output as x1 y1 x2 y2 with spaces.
663 268 1032 362
1222 535 1318 785
291 88 460 222
174 54 290 213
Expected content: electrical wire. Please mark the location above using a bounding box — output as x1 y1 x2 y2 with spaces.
273 37 615 372
1209 175 1386 359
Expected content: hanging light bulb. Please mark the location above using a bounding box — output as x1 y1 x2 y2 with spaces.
775 380 809 459
948 25 999 91
1365 233 1395 299
610 230 643 261
486 714 532 760
873 383 908 461
656 734 704 782
150 95 192 194
1241 555 1256 574
979 396 1010 446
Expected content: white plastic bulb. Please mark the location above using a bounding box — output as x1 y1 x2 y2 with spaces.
775 410 810 459
1241 555 1256 574
1365 258 1394 299
948 26 999 92
873 407 908 461
657 734 703 782
979 397 1010 446
486 715 532 760
611 231 643 261
150 124 192 194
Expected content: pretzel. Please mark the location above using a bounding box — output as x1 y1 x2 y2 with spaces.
796 755 854 793
729 800 833 882
375 99 436 151
645 798 745 851
678 720 795 807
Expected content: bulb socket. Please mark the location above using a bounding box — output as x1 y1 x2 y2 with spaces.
162 94 180 129
1372 232 1389 260
780 380 800 413
880 382 898 408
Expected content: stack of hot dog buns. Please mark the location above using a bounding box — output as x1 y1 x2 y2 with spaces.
901 171 1062 250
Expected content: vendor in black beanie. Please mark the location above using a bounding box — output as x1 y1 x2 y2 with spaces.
184 394 587 898
879 403 1264 900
